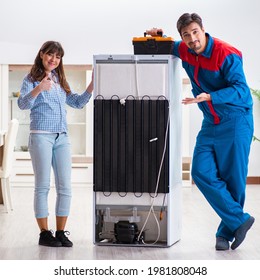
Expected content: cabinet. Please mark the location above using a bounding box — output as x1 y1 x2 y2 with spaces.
5 64 93 186
182 156 192 186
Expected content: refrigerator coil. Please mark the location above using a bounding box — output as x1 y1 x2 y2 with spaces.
94 95 169 195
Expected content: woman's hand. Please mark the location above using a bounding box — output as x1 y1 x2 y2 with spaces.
182 93 211 104
86 70 94 94
39 74 53 92
30 74 53 98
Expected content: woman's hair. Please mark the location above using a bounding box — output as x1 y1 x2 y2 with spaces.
29 41 71 94
177 13 203 35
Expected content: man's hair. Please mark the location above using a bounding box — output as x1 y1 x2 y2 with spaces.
177 13 203 35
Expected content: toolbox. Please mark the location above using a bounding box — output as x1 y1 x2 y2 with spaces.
133 32 174 55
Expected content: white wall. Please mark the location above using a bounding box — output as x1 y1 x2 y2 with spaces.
1 0 259 175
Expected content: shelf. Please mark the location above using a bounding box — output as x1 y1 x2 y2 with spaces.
71 163 89 168
16 123 30 126
14 151 30 159
67 122 86 125
72 155 93 163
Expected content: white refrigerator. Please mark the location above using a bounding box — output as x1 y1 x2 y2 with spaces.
93 54 182 247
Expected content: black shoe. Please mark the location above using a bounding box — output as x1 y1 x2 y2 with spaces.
39 230 62 247
55 230 73 247
215 236 229 251
231 216 255 250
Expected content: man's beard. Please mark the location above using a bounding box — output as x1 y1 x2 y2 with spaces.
189 40 201 52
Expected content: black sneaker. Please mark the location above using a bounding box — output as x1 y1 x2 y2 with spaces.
55 230 73 247
231 216 255 250
39 230 62 247
215 236 229 251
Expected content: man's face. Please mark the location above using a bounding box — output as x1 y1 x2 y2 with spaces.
181 22 206 54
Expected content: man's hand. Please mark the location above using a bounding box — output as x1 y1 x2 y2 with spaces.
182 93 211 104
145 28 164 36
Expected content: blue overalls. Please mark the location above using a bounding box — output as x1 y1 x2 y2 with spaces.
173 34 254 241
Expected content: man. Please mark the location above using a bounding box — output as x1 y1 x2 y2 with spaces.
147 13 255 250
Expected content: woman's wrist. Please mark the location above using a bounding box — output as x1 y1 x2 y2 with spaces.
86 81 93 94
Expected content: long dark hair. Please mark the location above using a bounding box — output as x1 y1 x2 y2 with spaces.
177 13 203 35
29 41 71 94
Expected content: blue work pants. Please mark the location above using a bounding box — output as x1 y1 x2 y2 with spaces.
191 113 253 241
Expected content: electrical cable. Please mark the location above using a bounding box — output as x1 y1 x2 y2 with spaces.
133 56 170 244
137 108 170 244
134 56 139 98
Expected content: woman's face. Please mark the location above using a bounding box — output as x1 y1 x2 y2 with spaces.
40 51 61 73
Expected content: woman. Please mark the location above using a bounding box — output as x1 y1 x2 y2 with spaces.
18 41 93 247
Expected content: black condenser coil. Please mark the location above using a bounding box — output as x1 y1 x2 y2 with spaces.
94 96 169 194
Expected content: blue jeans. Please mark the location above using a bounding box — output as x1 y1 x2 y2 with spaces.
29 133 72 218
